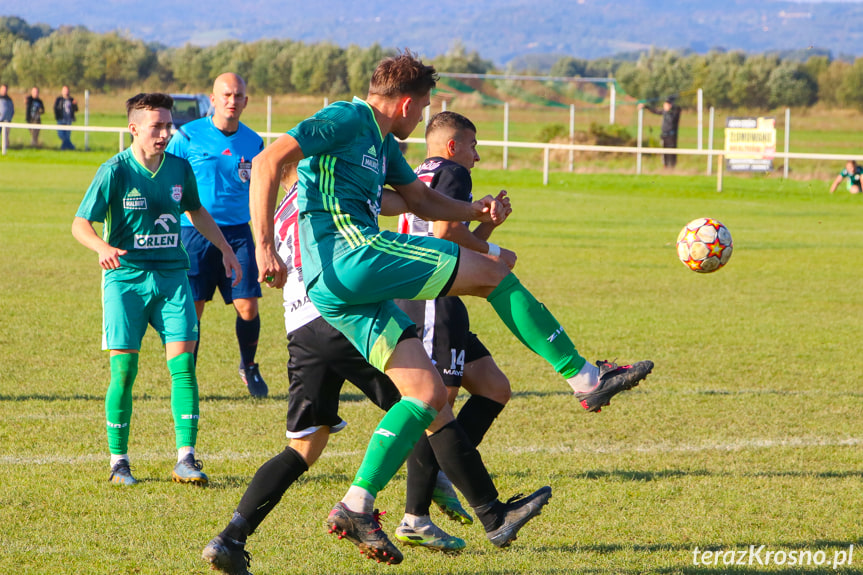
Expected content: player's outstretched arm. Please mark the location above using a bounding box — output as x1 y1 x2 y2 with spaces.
186 206 242 287
393 179 503 225
379 188 408 216
250 134 305 288
71 216 127 270
829 174 843 193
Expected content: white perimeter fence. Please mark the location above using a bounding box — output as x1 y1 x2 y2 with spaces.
3 107 861 193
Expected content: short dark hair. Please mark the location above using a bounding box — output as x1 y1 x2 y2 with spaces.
425 111 476 139
125 93 174 119
369 50 438 98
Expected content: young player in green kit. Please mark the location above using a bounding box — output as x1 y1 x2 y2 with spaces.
72 93 242 486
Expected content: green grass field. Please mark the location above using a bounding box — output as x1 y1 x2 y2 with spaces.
1 149 862 574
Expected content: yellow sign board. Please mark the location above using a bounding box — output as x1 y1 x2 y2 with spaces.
724 117 776 172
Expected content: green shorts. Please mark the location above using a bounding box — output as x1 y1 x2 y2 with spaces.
307 230 459 371
102 268 198 350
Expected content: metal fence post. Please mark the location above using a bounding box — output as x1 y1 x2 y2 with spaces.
543 147 549 186
503 102 509 170
697 88 703 151
784 108 791 179
637 107 643 175
84 90 90 151
266 95 272 146
569 104 575 172
609 81 616 125
707 107 714 175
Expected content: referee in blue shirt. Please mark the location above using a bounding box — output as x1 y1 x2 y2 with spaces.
167 73 268 397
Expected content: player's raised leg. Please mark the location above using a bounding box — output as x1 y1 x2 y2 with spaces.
447 248 654 412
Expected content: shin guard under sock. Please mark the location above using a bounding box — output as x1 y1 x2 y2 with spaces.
487 273 586 378
167 353 199 449
228 446 309 539
352 397 437 496
404 433 439 516
106 353 138 455
236 315 260 369
427 421 498 510
456 395 505 447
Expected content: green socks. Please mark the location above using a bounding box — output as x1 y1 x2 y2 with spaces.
106 353 139 455
167 352 199 450
487 273 586 378
352 397 438 497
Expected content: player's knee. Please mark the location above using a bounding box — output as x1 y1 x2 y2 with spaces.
290 430 329 466
487 380 512 405
234 297 259 319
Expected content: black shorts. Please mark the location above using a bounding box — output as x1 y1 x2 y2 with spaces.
285 316 401 437
396 297 490 388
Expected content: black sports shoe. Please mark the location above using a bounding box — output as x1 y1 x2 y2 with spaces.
326 502 403 565
574 360 654 413
240 363 268 398
202 535 252 575
485 486 553 548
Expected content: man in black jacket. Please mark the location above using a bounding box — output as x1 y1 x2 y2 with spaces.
640 95 682 168
26 86 45 147
54 85 78 150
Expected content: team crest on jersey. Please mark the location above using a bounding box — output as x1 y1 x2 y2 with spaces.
123 188 147 210
238 158 251 183
171 185 183 202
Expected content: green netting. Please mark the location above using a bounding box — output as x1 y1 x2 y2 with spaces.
434 76 639 110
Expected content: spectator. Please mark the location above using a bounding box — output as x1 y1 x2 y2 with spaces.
54 85 78 150
0 84 13 149
25 86 45 147
639 95 682 168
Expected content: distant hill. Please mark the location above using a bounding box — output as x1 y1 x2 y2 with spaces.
5 0 863 66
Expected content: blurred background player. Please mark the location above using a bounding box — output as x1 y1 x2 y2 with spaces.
72 93 241 486
829 160 863 194
166 73 268 397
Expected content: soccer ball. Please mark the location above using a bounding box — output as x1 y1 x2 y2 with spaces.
676 218 733 273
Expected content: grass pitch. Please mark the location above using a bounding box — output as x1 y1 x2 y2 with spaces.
1 151 861 574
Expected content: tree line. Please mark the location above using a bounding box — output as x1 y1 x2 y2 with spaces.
0 15 859 110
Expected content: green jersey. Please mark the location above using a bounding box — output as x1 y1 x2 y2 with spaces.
840 165 863 188
76 147 201 270
288 97 418 282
